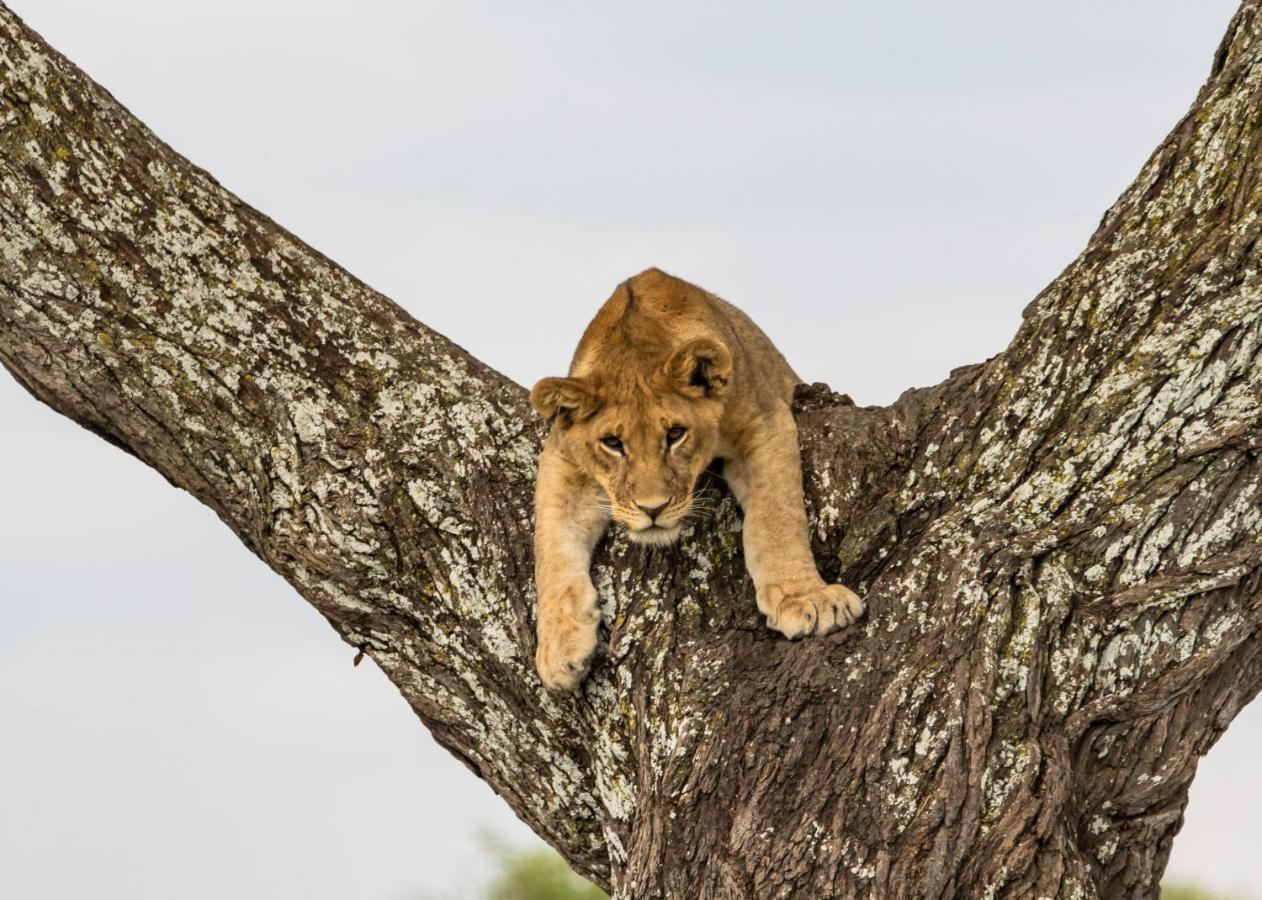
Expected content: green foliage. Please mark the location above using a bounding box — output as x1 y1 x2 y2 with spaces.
480 838 607 900
1161 882 1253 900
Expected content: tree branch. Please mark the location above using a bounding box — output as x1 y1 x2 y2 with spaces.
0 4 607 876
3 2 1261 896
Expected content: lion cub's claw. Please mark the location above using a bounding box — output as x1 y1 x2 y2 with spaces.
760 581 865 639
815 582 865 633
536 620 597 692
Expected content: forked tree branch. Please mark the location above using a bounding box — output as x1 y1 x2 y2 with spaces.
2 3 1261 897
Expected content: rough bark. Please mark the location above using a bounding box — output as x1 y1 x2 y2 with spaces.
2 3 1261 898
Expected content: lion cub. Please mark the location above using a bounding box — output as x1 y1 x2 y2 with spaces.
530 268 864 691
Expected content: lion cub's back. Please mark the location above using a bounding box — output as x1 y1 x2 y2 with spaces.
568 268 700 378
570 268 799 406
704 292 801 402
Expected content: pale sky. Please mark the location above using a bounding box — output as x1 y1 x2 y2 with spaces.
1 1 1258 897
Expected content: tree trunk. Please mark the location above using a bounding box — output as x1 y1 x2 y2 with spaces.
3 3 1262 897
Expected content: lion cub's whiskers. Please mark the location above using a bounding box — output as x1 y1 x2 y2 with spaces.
684 486 724 521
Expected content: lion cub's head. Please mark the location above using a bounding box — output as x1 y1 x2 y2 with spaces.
531 337 731 545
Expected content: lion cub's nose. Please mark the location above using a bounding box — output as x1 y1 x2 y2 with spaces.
637 499 670 521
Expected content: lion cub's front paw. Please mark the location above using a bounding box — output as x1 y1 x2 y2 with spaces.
536 582 601 692
758 581 865 639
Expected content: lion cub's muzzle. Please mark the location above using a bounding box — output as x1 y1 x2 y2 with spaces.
623 494 692 546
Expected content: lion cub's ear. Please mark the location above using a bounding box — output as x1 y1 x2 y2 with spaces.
531 377 599 426
664 338 732 399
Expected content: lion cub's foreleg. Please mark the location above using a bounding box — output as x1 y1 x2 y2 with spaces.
533 439 610 691
724 404 864 638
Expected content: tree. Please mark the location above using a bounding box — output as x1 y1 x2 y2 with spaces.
1 1 1260 896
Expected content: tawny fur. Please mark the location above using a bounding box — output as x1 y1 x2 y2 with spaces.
530 268 864 691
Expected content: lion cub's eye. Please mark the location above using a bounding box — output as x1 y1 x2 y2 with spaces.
600 435 624 453
666 426 687 445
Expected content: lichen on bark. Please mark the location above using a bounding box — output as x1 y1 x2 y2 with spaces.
3 2 1262 898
